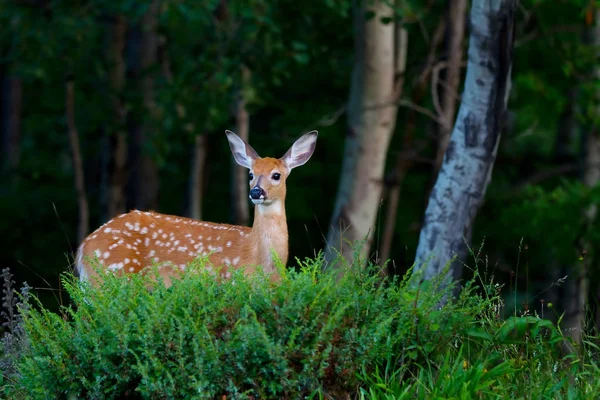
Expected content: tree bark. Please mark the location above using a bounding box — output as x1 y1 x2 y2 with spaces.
566 7 600 344
157 33 205 220
413 0 517 289
107 15 128 218
432 0 468 180
378 25 408 269
1 76 22 174
66 79 89 244
324 0 400 269
548 88 577 327
378 19 447 270
591 7 600 341
231 65 251 226
189 134 207 220
127 1 160 211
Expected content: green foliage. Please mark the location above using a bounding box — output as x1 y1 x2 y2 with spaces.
2 255 600 398
8 256 485 399
497 180 600 264
358 279 600 400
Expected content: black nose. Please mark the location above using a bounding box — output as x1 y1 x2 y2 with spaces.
249 187 265 200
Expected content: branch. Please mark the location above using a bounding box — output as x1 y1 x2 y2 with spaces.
397 99 444 125
505 163 579 197
431 60 468 129
302 105 347 133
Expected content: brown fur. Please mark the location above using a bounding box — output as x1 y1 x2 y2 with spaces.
76 132 317 287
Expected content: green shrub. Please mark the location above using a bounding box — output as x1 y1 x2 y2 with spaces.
6 254 598 399
7 255 482 399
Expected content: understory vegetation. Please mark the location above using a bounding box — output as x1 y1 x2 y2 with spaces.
1 255 599 399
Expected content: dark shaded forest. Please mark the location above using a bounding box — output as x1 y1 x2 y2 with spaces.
1 0 599 345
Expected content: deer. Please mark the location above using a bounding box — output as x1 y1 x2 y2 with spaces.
75 130 318 287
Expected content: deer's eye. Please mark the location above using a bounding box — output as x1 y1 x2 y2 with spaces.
272 173 281 181
249 172 254 181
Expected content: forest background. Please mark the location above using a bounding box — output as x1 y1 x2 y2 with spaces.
1 0 599 344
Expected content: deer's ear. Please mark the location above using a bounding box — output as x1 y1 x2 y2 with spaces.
281 131 318 170
226 130 260 169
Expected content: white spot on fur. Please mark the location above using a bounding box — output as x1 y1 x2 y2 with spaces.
108 263 123 271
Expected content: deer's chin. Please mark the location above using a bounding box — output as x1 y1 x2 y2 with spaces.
251 198 276 206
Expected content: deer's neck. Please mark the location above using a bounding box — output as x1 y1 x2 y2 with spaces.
247 200 288 273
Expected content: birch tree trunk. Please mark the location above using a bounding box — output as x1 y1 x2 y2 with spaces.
413 0 517 287
432 0 467 179
107 15 128 218
324 0 399 269
66 79 89 244
1 76 22 174
128 1 160 211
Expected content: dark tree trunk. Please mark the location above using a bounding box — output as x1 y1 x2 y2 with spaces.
378 25 408 270
548 88 577 326
189 134 207 220
127 1 160 211
566 7 600 344
107 15 128 218
413 1 517 291
157 33 204 220
231 65 251 226
379 19 447 270
432 0 467 180
66 79 89 244
1 76 22 174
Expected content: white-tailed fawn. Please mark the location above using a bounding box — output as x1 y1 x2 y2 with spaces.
76 130 318 287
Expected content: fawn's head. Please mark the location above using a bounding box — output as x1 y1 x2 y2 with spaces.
226 130 318 208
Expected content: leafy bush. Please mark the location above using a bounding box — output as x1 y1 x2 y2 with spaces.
6 255 482 399
3 255 600 399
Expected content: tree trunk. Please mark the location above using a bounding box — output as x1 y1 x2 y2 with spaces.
1 76 22 174
231 65 251 226
413 0 517 289
157 33 204 220
127 1 160 211
378 19 447 269
65 79 89 244
549 88 577 327
189 134 207 220
324 0 399 269
588 8 600 337
566 7 600 343
378 25 408 270
432 0 467 180
107 15 128 218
